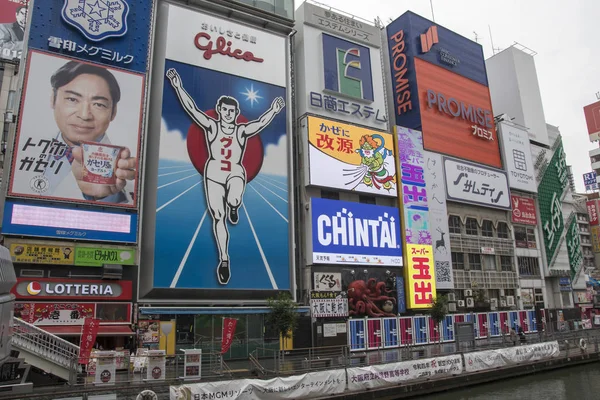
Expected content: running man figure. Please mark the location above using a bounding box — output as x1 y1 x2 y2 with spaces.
166 68 285 285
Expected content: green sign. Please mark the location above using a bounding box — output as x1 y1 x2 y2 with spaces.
566 218 583 280
74 246 136 267
538 139 568 265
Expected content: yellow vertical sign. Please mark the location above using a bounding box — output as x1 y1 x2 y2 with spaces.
405 244 437 309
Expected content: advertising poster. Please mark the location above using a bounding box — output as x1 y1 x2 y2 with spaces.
79 318 100 364
8 242 74 265
587 200 599 225
311 198 402 266
538 139 569 265
306 116 397 197
138 320 160 344
310 291 348 318
152 4 289 291
566 218 583 280
313 272 342 291
406 244 436 309
343 268 399 317
591 226 600 253
14 302 94 325
183 349 202 379
146 350 166 381
511 195 537 225
443 157 511 210
0 0 28 61
296 4 388 130
8 51 145 207
26 0 153 73
74 246 135 267
423 152 454 289
11 278 132 301
498 122 536 192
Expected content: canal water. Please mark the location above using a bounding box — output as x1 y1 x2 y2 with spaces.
418 362 600 399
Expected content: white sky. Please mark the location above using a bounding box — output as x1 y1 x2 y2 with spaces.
296 0 600 192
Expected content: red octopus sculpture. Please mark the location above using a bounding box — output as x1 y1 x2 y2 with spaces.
347 278 397 317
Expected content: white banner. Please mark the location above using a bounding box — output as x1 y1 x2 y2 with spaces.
313 272 342 291
498 121 537 193
94 351 116 385
170 369 346 400
424 152 454 289
444 157 511 210
146 350 166 381
464 341 560 373
347 354 462 391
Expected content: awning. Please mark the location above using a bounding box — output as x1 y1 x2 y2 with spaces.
140 306 311 315
42 324 134 336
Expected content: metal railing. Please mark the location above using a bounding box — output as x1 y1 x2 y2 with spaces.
11 317 79 370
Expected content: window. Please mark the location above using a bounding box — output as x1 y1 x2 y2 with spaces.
497 222 509 239
561 292 572 307
465 218 478 235
515 226 537 248
452 252 464 270
518 257 540 276
535 288 544 306
468 253 481 270
482 220 494 237
321 190 339 200
500 256 513 272
449 215 461 234
483 255 496 271
359 195 376 204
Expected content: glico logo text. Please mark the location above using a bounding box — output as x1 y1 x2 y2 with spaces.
322 33 374 101
426 89 493 130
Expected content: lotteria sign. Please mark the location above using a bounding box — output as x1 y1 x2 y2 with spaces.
12 278 132 300
311 198 403 266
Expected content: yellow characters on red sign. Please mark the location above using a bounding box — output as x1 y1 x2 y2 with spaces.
405 244 437 309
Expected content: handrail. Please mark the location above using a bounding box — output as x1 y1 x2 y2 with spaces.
11 317 80 369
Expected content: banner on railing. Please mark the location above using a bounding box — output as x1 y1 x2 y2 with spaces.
183 349 202 380
464 341 560 373
221 318 238 354
346 354 462 391
147 350 166 381
94 351 116 385
170 368 346 400
79 317 100 364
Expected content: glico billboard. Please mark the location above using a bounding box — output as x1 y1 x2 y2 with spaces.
139 3 291 301
386 12 501 168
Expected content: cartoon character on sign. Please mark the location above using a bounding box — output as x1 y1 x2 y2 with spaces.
352 134 394 190
100 369 111 383
166 68 285 285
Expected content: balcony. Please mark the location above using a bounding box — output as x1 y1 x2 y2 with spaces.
453 270 519 290
589 147 600 158
449 233 515 256
579 229 591 236
232 0 294 19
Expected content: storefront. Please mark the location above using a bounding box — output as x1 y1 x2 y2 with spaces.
11 277 135 350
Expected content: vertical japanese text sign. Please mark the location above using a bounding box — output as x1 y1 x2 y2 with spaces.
395 126 436 308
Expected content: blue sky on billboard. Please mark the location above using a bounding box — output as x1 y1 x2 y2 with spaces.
297 0 599 192
154 60 289 291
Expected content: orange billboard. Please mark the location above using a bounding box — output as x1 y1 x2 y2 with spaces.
415 58 502 168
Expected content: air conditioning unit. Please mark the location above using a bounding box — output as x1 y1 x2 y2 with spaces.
466 297 475 308
448 303 457 312
500 299 507 307
506 296 515 306
457 300 466 308
447 293 456 302
490 298 498 310
464 289 473 297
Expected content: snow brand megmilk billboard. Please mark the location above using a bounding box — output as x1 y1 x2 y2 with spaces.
145 4 290 295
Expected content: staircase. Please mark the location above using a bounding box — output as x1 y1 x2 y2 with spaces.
11 317 79 382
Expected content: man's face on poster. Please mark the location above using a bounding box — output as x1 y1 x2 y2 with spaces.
51 73 117 145
218 103 238 124
16 7 27 29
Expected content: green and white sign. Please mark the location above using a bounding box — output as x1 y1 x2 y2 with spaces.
566 218 583 280
75 247 136 267
538 139 568 265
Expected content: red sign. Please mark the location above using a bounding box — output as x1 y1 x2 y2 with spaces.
587 200 599 226
11 278 133 301
511 195 537 225
584 100 600 140
14 303 94 325
221 318 238 354
79 318 100 364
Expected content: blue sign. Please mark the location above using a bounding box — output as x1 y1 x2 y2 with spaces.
153 60 289 290
28 0 153 72
322 33 374 101
383 317 399 348
2 200 137 243
583 172 597 185
386 11 487 128
396 276 406 313
349 319 366 351
311 198 403 266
